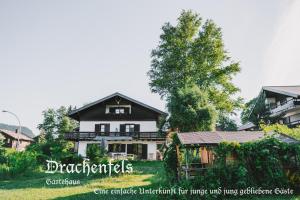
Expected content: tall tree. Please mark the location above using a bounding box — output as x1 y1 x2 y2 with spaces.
217 114 237 131
240 97 258 124
148 10 241 114
37 108 56 140
37 106 78 140
167 85 217 132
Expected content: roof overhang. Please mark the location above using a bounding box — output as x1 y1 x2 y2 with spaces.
69 92 167 119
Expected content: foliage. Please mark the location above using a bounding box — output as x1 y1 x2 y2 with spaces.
163 132 181 183
167 85 217 131
27 105 81 166
27 138 82 165
240 97 257 124
261 123 300 140
0 138 6 164
148 10 242 114
166 133 300 198
0 151 38 179
217 113 237 131
37 106 78 140
86 143 108 164
211 138 299 192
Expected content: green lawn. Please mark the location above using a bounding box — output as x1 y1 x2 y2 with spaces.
0 161 299 200
0 161 164 200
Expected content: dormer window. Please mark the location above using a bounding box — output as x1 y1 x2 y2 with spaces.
106 105 131 114
115 108 125 114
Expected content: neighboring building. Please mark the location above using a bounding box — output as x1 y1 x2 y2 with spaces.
237 122 256 131
176 131 299 179
239 85 300 130
0 129 34 151
65 92 167 160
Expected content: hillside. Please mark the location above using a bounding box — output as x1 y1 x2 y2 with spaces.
0 123 35 138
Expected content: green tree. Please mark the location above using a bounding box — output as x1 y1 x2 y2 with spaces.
261 123 300 140
37 106 78 140
167 85 217 132
240 97 257 124
217 114 237 131
37 108 56 140
0 136 6 163
148 10 241 114
30 106 80 164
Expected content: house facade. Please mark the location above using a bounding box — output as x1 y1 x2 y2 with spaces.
65 92 167 160
0 129 33 151
240 86 300 130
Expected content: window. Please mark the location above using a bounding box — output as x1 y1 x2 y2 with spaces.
115 108 125 114
125 124 135 132
108 144 126 152
120 124 140 133
107 106 130 114
100 124 106 132
95 124 110 134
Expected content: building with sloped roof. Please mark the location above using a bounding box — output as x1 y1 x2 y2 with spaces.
239 85 300 130
0 129 33 151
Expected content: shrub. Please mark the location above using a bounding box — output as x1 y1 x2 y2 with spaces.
163 132 181 183
86 144 108 164
7 151 38 176
166 135 300 198
0 151 38 179
0 138 6 164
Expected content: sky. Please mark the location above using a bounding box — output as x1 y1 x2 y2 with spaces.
0 0 299 134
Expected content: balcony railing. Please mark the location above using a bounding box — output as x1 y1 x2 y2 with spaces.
268 99 300 116
64 131 166 140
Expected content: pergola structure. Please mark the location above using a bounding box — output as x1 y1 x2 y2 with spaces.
176 131 299 180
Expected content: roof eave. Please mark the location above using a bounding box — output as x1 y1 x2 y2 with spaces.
68 92 167 117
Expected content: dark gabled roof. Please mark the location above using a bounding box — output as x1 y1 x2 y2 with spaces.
237 122 256 131
262 86 300 98
69 92 167 116
177 131 299 146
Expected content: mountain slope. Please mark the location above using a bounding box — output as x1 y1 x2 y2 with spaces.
0 123 35 138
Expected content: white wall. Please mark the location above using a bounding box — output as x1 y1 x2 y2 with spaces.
78 140 158 160
147 143 157 160
80 121 157 132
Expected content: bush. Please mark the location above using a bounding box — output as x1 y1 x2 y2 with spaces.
163 133 181 183
86 144 108 164
165 135 300 198
0 151 38 179
27 139 82 166
0 139 6 164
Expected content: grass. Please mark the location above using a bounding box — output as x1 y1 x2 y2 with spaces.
0 161 299 200
0 161 164 200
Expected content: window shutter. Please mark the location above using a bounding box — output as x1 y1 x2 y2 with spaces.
120 124 125 132
105 124 110 133
124 107 130 114
134 124 140 132
95 124 100 132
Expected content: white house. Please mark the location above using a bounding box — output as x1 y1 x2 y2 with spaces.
240 85 300 130
65 92 167 160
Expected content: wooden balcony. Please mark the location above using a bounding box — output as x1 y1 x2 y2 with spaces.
64 131 166 141
268 99 300 117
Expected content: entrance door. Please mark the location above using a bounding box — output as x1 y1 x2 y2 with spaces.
127 144 133 154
